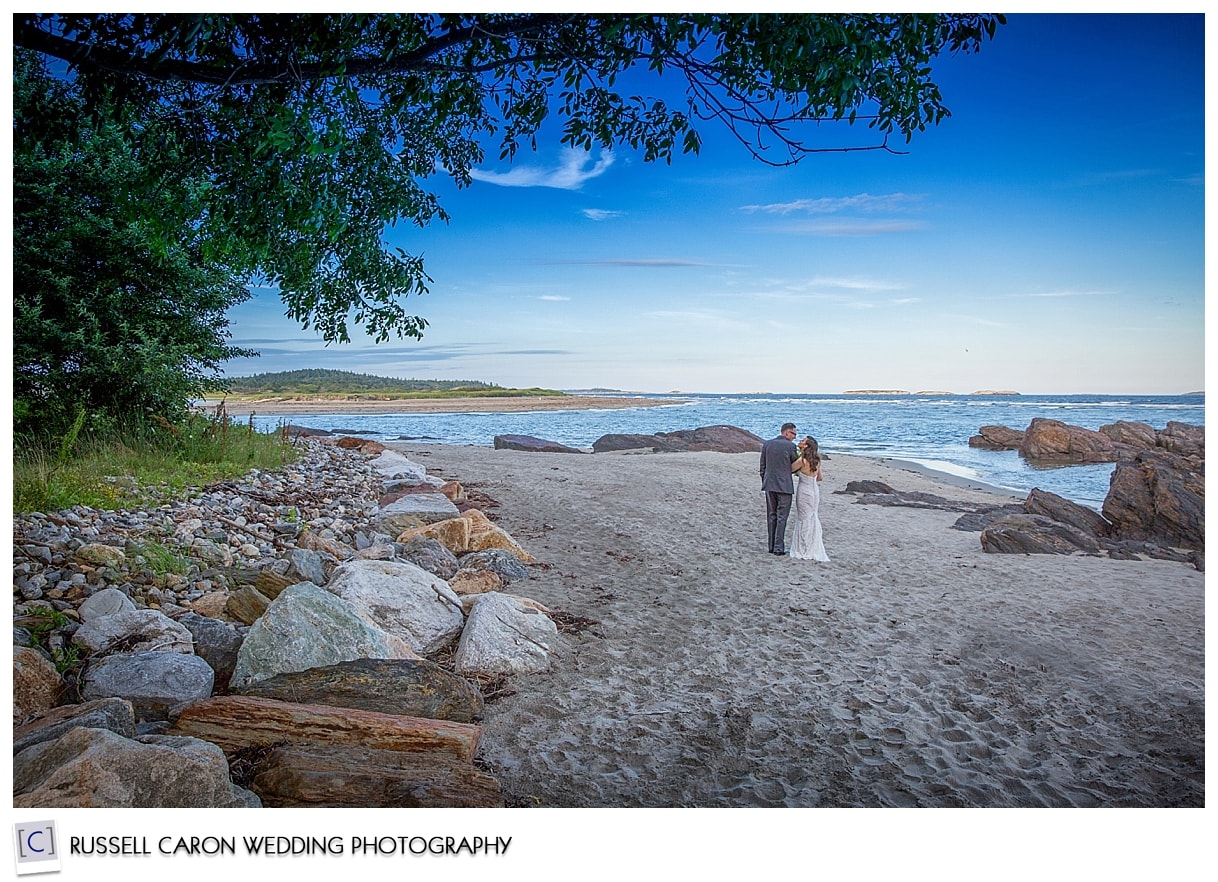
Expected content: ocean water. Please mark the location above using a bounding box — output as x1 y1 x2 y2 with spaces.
246 393 1204 511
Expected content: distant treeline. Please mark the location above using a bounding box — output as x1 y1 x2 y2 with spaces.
225 369 561 397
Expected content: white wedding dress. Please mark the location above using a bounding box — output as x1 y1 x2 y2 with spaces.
791 473 830 561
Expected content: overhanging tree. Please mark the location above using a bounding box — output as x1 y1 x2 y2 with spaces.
14 13 1003 346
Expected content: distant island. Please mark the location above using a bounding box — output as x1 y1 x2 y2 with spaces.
843 389 910 395
222 368 565 399
914 391 955 396
971 390 1021 396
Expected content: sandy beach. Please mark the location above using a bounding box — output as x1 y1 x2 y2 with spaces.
388 442 1204 807
204 395 680 416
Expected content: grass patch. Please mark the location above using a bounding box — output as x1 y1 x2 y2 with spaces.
13 410 297 514
129 540 192 577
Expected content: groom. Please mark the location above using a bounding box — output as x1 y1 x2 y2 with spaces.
761 422 800 555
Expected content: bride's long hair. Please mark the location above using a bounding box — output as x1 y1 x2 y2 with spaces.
800 436 821 471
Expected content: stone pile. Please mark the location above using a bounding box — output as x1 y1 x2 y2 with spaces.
12 437 559 808
962 418 1203 563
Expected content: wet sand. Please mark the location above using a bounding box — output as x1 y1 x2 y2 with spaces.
389 443 1204 808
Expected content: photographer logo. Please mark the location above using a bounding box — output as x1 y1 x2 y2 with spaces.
13 821 60 875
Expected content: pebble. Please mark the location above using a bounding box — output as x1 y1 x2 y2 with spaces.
12 440 393 630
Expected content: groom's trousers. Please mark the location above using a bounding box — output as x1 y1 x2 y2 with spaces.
766 491 793 553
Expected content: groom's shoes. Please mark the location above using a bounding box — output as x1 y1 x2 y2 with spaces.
771 550 789 556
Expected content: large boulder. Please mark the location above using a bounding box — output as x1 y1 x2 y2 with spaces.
1158 421 1204 460
14 727 258 808
77 587 136 622
81 651 216 721
397 535 461 580
1020 418 1126 463
453 593 559 676
376 493 461 535
325 559 465 655
493 434 586 454
1102 451 1204 550
458 548 531 584
1023 489 1112 538
1099 420 1159 450
592 425 763 454
461 509 536 562
71 608 195 655
979 514 1103 555
229 582 420 690
232 658 484 723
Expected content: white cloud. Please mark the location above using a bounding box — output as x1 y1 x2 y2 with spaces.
471 149 615 190
739 193 921 214
1026 289 1109 298
582 208 624 221
538 295 571 301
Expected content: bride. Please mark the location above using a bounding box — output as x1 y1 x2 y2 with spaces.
790 436 830 562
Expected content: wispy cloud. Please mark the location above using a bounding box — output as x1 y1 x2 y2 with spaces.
538 295 571 301
645 309 742 330
740 193 922 215
582 208 624 221
471 149 615 190
543 258 729 268
1025 289 1110 298
774 220 927 236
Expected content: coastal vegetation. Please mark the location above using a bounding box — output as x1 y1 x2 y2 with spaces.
223 370 563 399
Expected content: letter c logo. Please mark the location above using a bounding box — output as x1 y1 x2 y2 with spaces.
25 831 45 853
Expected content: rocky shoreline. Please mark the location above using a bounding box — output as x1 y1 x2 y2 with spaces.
13 436 564 807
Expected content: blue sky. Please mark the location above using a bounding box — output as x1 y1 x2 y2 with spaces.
222 13 1206 395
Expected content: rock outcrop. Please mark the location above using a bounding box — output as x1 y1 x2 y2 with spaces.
493 434 586 454
592 424 763 454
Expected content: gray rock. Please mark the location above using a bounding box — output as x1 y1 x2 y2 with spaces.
453 592 558 676
325 559 464 654
376 493 461 535
493 434 587 454
13 697 137 755
81 651 216 721
458 548 530 584
287 547 328 585
71 608 195 655
14 727 258 808
229 581 419 690
398 535 460 580
78 587 136 622
177 612 243 689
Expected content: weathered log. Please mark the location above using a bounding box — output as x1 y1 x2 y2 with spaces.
250 743 503 808
168 695 481 762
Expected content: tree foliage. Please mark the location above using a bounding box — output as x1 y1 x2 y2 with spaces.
15 13 1004 351
225 369 503 394
13 51 253 435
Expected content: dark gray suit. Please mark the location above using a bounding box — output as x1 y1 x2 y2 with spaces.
760 435 799 553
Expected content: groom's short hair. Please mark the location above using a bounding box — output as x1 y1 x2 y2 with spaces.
781 423 796 433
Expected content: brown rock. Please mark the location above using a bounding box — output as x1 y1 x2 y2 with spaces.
169 695 482 762
230 658 484 723
397 517 472 554
462 509 536 562
1099 420 1159 449
968 425 1025 450
1158 421 1204 460
14 648 62 725
190 590 232 618
1020 418 1124 463
980 514 1102 555
1102 451 1204 550
448 569 502 596
250 743 503 807
295 530 355 559
1024 489 1112 538
253 569 294 600
225 585 271 625
592 424 763 454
